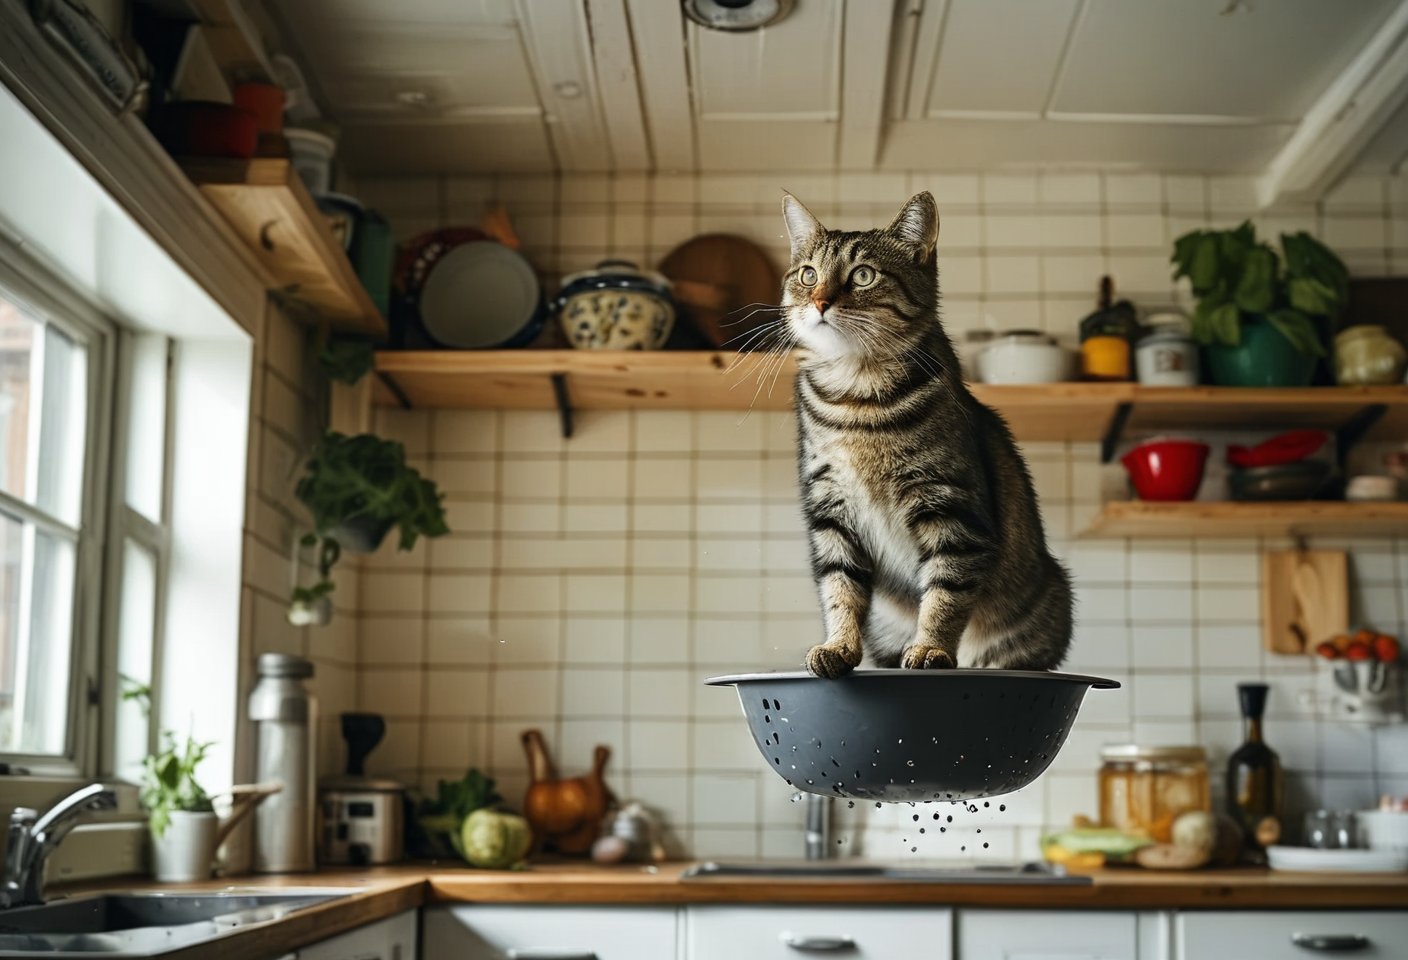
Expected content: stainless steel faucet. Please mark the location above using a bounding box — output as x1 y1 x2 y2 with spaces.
2 783 117 908
803 793 831 859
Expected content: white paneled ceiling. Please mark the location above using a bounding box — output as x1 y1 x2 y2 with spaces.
258 0 1408 192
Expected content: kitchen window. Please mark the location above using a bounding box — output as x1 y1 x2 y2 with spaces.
0 246 112 776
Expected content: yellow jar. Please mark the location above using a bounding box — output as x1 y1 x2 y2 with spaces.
1099 745 1210 842
1335 325 1407 385
1082 335 1131 381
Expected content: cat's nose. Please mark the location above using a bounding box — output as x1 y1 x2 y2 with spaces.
811 295 831 314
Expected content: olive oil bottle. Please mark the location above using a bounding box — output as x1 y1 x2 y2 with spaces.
1225 683 1283 861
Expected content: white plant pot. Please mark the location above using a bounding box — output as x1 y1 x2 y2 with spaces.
151 810 218 883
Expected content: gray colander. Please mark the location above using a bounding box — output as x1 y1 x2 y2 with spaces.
707 669 1119 803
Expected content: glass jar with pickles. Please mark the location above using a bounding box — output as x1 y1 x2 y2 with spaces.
1098 745 1211 842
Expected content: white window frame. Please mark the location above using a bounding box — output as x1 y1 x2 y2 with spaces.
0 234 114 779
97 329 174 783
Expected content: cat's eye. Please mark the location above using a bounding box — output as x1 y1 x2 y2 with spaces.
799 266 818 286
851 266 877 287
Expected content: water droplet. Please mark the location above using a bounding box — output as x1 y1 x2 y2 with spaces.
847 801 855 809
983 842 989 849
983 802 990 808
999 804 1006 812
906 760 915 767
912 814 919 822
910 846 917 853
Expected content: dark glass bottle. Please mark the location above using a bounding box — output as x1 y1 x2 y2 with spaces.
1225 683 1283 862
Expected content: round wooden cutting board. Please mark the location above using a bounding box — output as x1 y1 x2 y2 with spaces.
658 234 782 349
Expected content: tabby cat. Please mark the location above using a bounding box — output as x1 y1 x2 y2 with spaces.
781 191 1073 678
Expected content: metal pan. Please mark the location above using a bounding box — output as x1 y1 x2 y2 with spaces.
707 669 1119 803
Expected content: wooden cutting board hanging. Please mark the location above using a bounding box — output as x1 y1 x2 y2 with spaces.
1260 550 1348 655
658 234 782 348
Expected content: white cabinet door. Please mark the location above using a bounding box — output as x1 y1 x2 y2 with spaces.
687 906 953 959
423 905 676 960
1178 912 1408 960
296 910 417 960
958 910 1138 960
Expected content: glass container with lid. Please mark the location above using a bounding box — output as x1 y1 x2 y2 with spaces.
1099 744 1210 842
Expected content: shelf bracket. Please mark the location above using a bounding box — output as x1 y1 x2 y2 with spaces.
1335 403 1387 465
375 371 412 411
1100 402 1134 463
551 373 574 439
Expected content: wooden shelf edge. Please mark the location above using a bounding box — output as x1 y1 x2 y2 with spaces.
1081 501 1408 539
182 157 387 338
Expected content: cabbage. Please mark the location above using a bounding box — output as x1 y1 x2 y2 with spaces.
459 809 532 869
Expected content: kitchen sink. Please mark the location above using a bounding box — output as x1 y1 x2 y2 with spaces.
680 861 1090 885
0 890 347 956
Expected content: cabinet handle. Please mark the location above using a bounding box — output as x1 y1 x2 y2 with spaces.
1291 933 1371 952
779 931 856 952
505 951 599 960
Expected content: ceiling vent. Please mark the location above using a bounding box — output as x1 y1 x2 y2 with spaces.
682 0 795 32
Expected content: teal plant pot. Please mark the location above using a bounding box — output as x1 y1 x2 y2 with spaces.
1204 317 1317 387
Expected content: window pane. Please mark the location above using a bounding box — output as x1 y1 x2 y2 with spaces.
0 292 88 527
113 538 156 781
36 324 87 526
0 297 36 510
124 334 167 522
0 514 77 756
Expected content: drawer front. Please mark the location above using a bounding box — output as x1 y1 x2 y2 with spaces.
688 906 953 959
423 905 676 960
958 910 1137 960
1178 911 1408 960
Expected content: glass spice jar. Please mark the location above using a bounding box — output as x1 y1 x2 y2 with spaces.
1099 745 1211 843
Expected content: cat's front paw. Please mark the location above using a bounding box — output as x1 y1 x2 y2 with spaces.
806 644 860 679
901 644 955 670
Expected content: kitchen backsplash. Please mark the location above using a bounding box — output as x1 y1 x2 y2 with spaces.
341 169 1408 862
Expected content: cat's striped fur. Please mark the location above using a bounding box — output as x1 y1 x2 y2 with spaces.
782 191 1073 678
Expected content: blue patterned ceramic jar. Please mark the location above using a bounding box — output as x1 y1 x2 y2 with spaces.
555 260 675 350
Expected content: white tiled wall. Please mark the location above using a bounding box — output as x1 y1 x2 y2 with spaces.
241 304 358 778
350 169 1408 862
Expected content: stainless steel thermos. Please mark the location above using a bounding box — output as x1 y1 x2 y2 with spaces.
248 653 317 872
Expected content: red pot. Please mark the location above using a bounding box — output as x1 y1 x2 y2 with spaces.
1121 440 1210 501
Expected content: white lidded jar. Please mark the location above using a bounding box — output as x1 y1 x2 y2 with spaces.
248 653 317 872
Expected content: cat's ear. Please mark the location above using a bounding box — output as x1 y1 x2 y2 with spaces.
888 192 939 261
782 192 824 259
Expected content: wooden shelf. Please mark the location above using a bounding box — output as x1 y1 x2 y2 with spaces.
1081 501 1408 539
183 157 386 336
374 350 1408 447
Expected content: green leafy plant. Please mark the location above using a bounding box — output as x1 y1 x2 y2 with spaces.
411 769 502 859
291 431 449 605
318 337 376 386
140 732 214 839
1171 222 1347 357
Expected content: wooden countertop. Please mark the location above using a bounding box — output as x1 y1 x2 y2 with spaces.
49 861 1408 958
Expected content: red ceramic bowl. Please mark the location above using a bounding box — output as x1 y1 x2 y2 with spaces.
1121 440 1210 501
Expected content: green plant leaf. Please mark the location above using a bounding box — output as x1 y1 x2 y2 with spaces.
1210 303 1241 347
1233 245 1277 313
141 731 215 838
1287 276 1338 316
1266 309 1327 358
1282 231 1349 310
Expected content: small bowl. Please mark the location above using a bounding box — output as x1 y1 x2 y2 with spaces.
556 261 675 350
976 330 1075 384
1121 440 1210 501
1228 461 1332 501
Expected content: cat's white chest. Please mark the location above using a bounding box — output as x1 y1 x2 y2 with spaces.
829 450 919 587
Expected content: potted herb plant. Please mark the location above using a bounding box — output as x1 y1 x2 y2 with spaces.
142 733 217 882
290 431 449 621
1171 223 1348 387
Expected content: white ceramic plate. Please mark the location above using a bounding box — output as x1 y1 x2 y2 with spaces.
418 241 542 348
1267 845 1408 873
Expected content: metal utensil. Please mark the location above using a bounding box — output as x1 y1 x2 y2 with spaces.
707 669 1118 803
